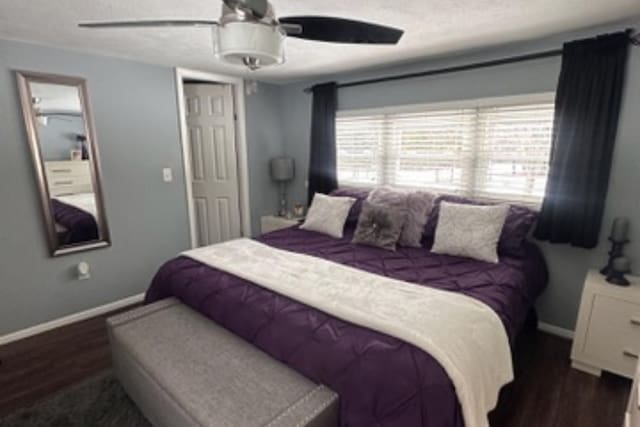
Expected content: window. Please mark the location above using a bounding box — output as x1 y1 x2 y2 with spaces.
336 94 555 205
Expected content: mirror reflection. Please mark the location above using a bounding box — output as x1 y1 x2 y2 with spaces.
18 72 110 256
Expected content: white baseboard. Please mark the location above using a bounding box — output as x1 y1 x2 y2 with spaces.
538 321 574 340
0 293 145 346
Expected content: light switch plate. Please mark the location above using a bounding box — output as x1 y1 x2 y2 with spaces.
162 168 173 182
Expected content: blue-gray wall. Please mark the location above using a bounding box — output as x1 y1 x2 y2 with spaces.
275 23 640 330
38 114 86 161
0 39 282 335
0 39 191 335
245 82 285 233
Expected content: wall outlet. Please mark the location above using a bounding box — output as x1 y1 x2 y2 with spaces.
162 167 173 182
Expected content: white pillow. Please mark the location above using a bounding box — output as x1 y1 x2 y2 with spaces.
431 202 509 263
300 193 356 238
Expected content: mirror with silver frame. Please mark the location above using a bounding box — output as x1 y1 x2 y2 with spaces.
16 71 111 256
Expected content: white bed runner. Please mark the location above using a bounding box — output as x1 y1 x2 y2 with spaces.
183 239 513 427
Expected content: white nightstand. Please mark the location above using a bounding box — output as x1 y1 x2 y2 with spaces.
260 215 300 234
571 269 640 379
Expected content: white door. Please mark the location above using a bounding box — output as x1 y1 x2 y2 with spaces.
184 83 242 246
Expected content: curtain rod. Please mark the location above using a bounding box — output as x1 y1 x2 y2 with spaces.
302 49 561 93
303 29 639 94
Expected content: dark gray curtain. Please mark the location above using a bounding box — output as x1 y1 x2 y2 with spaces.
534 32 630 248
307 82 338 204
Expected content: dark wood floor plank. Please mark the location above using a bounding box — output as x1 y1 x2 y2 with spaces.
553 370 630 427
0 307 631 426
0 304 138 416
490 332 631 427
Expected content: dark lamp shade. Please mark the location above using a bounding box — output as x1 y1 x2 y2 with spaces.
270 157 295 182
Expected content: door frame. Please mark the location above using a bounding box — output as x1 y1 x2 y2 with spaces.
174 67 252 248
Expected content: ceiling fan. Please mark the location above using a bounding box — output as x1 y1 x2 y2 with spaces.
78 0 404 71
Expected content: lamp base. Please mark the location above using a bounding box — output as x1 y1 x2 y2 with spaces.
277 183 288 218
600 238 629 277
606 272 630 286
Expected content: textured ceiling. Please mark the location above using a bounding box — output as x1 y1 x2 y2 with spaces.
1 0 639 83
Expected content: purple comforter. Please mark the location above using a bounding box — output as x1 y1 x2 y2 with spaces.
51 198 98 245
146 226 547 427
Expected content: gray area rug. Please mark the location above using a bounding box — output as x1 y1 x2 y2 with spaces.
0 372 150 427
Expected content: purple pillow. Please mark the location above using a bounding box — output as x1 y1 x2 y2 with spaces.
330 187 371 224
423 194 538 257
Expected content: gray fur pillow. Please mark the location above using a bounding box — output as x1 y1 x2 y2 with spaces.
352 201 405 251
400 191 437 247
368 187 436 247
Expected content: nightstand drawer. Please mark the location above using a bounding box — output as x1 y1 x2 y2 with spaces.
584 295 640 377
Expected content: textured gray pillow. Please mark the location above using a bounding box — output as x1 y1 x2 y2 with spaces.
352 201 404 251
369 187 436 248
431 202 509 263
368 187 408 238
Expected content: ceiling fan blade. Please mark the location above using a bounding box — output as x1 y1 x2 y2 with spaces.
278 16 403 44
222 0 268 19
78 20 218 29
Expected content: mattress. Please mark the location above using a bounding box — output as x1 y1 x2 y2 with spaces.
145 225 548 427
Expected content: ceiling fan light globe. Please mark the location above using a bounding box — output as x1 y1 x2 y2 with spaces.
214 22 285 69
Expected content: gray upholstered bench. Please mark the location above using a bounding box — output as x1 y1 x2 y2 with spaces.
107 298 338 427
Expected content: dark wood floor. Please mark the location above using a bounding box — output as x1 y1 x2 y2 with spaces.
0 310 631 426
0 305 139 418
490 331 630 426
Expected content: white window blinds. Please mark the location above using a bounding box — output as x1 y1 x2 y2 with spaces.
335 115 386 185
474 103 554 203
336 95 555 205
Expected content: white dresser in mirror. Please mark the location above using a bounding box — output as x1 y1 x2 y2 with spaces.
45 160 92 197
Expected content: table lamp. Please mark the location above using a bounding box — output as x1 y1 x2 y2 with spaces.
270 157 295 217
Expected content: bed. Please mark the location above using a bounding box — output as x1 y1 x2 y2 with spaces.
145 218 548 427
51 193 98 244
